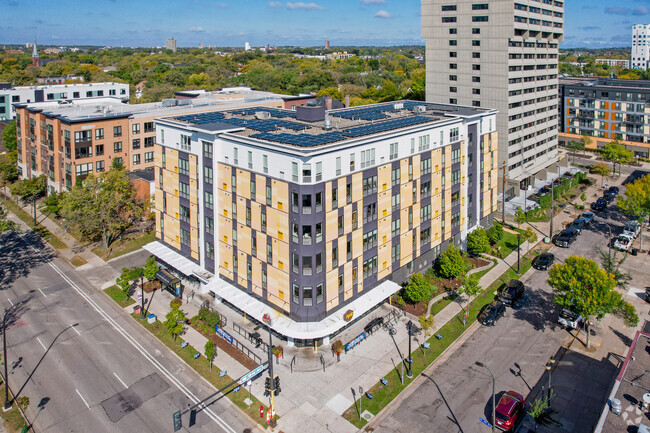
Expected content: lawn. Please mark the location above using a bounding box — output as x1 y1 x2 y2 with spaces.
489 229 521 258
429 293 459 316
0 196 68 250
132 314 276 428
69 255 88 267
0 385 28 433
92 230 155 261
342 253 535 428
104 285 136 308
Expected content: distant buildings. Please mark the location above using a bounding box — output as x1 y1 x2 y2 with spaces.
245 42 251 51
632 25 650 69
595 59 630 68
293 52 355 61
422 0 564 198
558 76 650 158
166 37 177 53
0 81 129 121
325 40 330 49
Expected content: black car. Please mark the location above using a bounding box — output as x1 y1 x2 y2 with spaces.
498 280 525 306
591 198 607 211
553 228 578 248
602 192 615 203
567 219 585 234
608 186 620 195
478 301 506 326
532 252 555 270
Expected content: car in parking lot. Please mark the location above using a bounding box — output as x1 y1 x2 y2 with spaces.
478 301 506 326
578 211 594 225
553 228 578 248
498 280 525 306
603 191 616 203
591 198 607 211
558 309 584 330
567 219 585 234
607 186 620 195
494 391 526 432
623 221 641 239
532 252 555 270
614 234 634 252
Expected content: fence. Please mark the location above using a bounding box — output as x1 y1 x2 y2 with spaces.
232 322 269 353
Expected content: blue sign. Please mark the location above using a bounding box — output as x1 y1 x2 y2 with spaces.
239 365 266 385
423 342 431 349
345 332 367 352
380 378 388 386
365 392 373 399
193 352 200 359
479 417 491 427
233 386 241 393
219 370 228 377
216 325 234 344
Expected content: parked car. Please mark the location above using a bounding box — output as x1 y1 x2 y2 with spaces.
614 234 634 252
532 252 555 270
623 221 641 239
558 309 584 330
603 191 616 203
591 198 607 211
478 301 506 326
607 186 620 195
578 211 594 225
498 280 525 306
538 185 550 195
553 228 578 248
567 219 585 234
494 391 526 432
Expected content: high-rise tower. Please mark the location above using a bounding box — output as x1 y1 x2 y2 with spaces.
632 25 650 69
32 36 39 68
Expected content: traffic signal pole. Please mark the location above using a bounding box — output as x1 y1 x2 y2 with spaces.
267 325 275 422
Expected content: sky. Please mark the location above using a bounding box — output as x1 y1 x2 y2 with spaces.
0 0 641 48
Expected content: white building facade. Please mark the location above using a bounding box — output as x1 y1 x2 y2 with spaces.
632 24 650 70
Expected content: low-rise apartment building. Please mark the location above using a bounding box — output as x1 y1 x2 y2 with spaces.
559 76 650 158
15 89 287 194
145 100 498 344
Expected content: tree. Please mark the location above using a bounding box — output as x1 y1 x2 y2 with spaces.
418 314 434 337
467 228 490 254
60 169 142 249
437 245 466 280
10 175 46 226
566 140 584 164
601 141 634 175
458 273 481 327
117 267 132 300
528 392 558 432
514 207 527 229
164 307 186 341
143 256 159 281
204 340 215 372
0 155 18 198
111 157 125 171
0 204 17 233
487 221 503 245
1 121 17 153
403 273 429 304
521 226 538 245
598 248 632 290
618 174 650 251
590 163 610 187
41 191 63 217
548 255 638 348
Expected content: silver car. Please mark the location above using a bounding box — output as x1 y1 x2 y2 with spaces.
558 309 583 330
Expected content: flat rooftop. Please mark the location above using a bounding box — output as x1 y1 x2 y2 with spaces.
164 100 493 148
560 76 650 91
15 89 287 123
6 82 127 91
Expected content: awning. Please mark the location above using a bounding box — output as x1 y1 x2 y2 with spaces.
156 269 180 286
143 241 213 282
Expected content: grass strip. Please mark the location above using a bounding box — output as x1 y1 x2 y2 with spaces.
103 285 136 308
343 254 534 428
131 313 275 428
0 384 28 433
0 197 68 250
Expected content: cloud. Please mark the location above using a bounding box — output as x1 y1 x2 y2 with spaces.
286 2 324 10
579 26 601 31
188 26 205 32
360 0 386 4
216 2 228 7
375 10 391 18
268 1 283 6
605 6 650 15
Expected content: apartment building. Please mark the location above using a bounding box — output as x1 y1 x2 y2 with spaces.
145 101 498 344
632 24 650 70
0 82 129 121
595 59 630 69
422 0 564 198
15 89 287 194
559 76 650 158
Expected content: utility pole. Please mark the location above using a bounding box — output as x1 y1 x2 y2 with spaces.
267 325 275 424
3 309 10 411
140 272 146 320
549 175 555 239
502 163 507 224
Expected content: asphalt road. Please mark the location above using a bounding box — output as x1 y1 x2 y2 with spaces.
369 191 635 433
0 230 257 433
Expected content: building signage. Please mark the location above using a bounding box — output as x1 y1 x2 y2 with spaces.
262 313 272 326
344 310 354 322
215 325 233 344
345 332 367 352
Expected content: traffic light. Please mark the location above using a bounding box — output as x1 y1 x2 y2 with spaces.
172 410 182 432
264 376 272 396
189 409 197 427
274 376 281 395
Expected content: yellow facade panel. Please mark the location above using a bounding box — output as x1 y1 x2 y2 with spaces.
352 172 363 202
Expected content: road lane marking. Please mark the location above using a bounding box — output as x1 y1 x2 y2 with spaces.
36 337 46 351
38 288 46 298
71 324 81 335
7 298 13 306
76 388 90 409
113 372 128 389
19 234 238 433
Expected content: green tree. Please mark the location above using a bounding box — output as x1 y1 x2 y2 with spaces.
143 256 159 281
514 207 527 229
10 175 46 225
164 306 186 341
437 245 466 280
486 221 503 245
41 191 63 217
601 141 634 175
116 267 132 300
590 163 610 187
458 273 481 326
403 273 429 304
566 140 584 164
618 174 650 251
60 169 142 249
521 226 538 245
528 392 558 432
467 228 490 254
204 340 215 371
548 255 638 347
1 121 17 153
598 248 632 290
111 157 125 171
418 314 434 337
0 155 18 198
0 204 17 233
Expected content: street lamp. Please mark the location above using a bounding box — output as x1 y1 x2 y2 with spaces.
545 356 555 401
516 234 521 275
406 321 414 378
3 308 11 411
140 272 146 320
475 361 496 433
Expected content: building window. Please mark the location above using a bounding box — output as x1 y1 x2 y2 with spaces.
204 166 213 184
316 284 323 303
179 158 189 175
75 163 93 177
132 123 140 134
179 181 189 199
95 144 104 156
472 16 488 22
390 142 398 160
441 5 457 11
132 154 141 165
303 287 312 307
95 128 104 140
144 122 155 133
292 162 298 182
144 137 154 148
442 17 457 23
363 256 378 279
145 151 154 163
293 284 300 304
96 160 105 172
248 151 253 169
180 228 190 246
113 141 122 153
263 155 268 173
203 141 213 159
206 242 214 260
132 139 141 150
179 205 190 223
205 191 213 209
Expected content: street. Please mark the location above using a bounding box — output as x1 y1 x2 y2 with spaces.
0 230 257 433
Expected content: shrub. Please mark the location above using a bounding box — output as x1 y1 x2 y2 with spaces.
467 228 490 254
170 298 182 310
487 221 504 245
404 273 430 304
538 195 551 209
394 295 406 307
437 245 466 280
197 307 220 328
332 340 344 354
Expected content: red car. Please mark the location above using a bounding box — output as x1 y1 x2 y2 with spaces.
494 390 525 431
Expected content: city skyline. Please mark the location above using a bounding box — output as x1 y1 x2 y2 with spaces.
0 0 640 49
